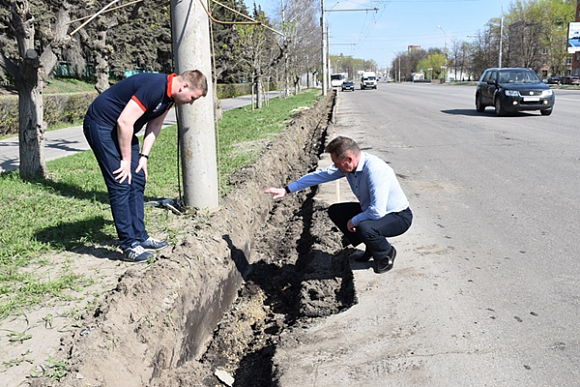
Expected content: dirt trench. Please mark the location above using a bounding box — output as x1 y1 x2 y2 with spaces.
32 92 357 387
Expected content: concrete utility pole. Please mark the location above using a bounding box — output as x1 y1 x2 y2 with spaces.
321 0 328 95
437 25 447 82
171 0 219 210
323 6 377 90
326 23 331 89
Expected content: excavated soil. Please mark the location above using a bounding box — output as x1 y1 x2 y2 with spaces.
25 92 356 387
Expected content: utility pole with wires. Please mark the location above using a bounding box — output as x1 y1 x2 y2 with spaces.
171 0 219 211
321 0 328 96
323 6 378 89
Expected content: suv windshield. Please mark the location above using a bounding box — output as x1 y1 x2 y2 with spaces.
498 70 540 84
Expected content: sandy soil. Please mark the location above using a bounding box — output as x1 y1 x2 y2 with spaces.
0 92 358 387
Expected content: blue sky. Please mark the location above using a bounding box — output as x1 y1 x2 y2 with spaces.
244 0 505 68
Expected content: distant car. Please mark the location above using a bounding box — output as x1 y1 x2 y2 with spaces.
341 80 355 92
561 76 580 85
475 67 555 116
547 76 562 85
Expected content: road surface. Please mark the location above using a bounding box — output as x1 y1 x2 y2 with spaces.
275 82 580 387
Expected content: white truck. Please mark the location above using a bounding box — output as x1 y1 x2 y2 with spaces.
360 71 378 90
331 73 347 88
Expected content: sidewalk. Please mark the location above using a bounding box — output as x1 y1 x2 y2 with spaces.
0 91 283 173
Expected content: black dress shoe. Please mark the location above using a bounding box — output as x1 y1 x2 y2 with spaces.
354 249 372 262
374 247 397 274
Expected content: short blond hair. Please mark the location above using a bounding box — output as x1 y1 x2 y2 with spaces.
180 70 208 97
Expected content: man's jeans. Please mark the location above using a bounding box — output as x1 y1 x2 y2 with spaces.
328 203 413 259
83 115 148 251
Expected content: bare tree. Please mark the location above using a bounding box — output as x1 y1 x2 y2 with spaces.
469 23 498 78
451 38 473 81
279 0 320 95
235 4 286 109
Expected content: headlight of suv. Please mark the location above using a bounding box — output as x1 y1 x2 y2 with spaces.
505 90 519 97
541 89 553 97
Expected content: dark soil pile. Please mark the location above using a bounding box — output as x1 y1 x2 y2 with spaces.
30 92 357 387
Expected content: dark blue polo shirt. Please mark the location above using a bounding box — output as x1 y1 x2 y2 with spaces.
87 73 175 132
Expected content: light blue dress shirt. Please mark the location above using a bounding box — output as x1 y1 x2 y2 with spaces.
287 152 409 226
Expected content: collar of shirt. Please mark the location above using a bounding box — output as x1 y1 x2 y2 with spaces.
166 73 177 99
352 152 366 176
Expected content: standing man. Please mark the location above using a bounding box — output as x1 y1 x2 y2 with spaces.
265 136 412 274
83 70 208 262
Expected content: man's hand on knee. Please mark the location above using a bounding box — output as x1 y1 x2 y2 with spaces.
347 219 356 232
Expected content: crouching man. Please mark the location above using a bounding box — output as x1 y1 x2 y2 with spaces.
265 136 412 273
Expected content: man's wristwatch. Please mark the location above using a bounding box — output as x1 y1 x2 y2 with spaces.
284 186 291 194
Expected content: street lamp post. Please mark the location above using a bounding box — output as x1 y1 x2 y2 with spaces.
393 51 400 82
499 0 504 68
437 25 447 82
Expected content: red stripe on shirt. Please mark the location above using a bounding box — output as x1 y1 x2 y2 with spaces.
131 95 147 112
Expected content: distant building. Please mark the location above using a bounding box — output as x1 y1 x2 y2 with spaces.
408 45 421 52
572 0 580 75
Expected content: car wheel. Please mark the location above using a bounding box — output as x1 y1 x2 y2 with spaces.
541 108 553 116
494 97 506 117
475 94 485 112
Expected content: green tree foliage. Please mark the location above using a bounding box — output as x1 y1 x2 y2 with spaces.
416 52 445 79
107 1 173 76
471 0 574 78
532 0 574 75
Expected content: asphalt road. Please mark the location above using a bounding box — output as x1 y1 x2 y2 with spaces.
0 90 284 173
275 83 580 386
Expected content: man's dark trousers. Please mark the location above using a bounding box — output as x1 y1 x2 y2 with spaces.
328 203 413 259
83 115 148 251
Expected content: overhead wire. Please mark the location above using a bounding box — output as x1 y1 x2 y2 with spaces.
69 0 284 38
331 1 390 58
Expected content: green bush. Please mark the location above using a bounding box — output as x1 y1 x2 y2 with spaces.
216 81 281 99
0 92 97 137
0 96 19 137
44 92 97 128
216 83 252 99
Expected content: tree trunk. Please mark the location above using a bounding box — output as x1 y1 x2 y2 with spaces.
10 0 47 179
9 0 70 180
18 50 47 179
94 25 110 93
256 74 263 109
294 75 299 95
